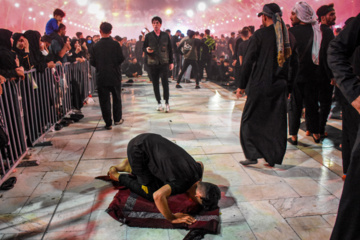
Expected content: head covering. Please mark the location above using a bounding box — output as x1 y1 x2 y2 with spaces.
24 30 42 68
258 3 291 67
292 2 322 65
12 33 23 49
70 38 79 49
316 3 335 22
0 29 13 50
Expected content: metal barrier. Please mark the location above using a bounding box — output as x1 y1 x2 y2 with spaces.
0 61 95 185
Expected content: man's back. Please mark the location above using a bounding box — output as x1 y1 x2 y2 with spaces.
289 24 318 81
90 37 124 87
128 133 202 195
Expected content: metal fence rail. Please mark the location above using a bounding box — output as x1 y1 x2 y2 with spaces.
0 61 95 185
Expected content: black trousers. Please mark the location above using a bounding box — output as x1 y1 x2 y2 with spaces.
199 58 211 80
176 59 200 85
318 79 334 134
173 54 181 79
148 64 169 104
97 85 122 126
288 81 319 135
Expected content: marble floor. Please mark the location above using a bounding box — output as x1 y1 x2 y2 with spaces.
0 78 344 240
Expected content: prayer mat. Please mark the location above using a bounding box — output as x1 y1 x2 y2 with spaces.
100 176 220 239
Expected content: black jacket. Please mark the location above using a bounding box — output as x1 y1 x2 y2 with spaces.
319 24 335 81
90 37 125 87
143 31 173 65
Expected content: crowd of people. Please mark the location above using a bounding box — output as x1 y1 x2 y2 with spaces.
1 3 360 239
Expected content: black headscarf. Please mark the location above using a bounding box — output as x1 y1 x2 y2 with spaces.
24 30 46 72
12 33 23 51
0 29 13 50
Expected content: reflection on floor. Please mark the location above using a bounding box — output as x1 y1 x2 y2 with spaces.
0 78 343 240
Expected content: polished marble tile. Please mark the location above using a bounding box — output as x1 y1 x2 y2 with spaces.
286 216 332 240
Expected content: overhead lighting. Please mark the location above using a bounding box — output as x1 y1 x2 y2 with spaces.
40 11 44 15
96 11 105 20
14 3 20 7
88 3 100 14
28 8 33 12
197 2 206 11
29 17 32 20
212 0 221 2
165 8 173 15
186 9 194 18
77 0 88 6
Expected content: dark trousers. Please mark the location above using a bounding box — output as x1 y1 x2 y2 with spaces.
173 54 181 79
199 58 211 80
148 64 169 104
97 85 122 126
318 79 334 134
177 59 200 85
288 81 319 135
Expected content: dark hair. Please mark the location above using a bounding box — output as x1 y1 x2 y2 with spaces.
200 33 204 37
188 30 195 38
58 23 66 31
176 30 181 33
240 27 250 38
316 3 335 22
165 29 171 33
344 17 355 26
114 35 122 42
53 8 65 18
76 32 82 38
199 182 221 211
205 29 210 35
248 26 255 34
100 22 112 34
151 16 162 24
41 34 52 43
139 35 143 41
231 32 235 35
224 59 230 63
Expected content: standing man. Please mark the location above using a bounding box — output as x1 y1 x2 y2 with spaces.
227 32 236 61
90 22 125 130
328 13 360 240
317 3 336 138
199 29 215 81
143 16 174 113
288 2 322 145
236 3 292 167
171 30 181 80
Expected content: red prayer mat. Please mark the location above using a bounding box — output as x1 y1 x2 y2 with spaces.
106 188 220 234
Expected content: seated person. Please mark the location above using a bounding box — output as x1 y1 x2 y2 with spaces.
68 39 85 63
45 8 66 36
108 133 221 225
219 59 234 84
125 57 142 78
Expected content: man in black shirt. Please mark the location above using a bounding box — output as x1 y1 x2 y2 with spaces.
317 3 336 138
143 16 174 113
90 22 125 130
227 32 236 61
171 30 181 79
108 133 221 225
125 57 143 78
135 34 144 68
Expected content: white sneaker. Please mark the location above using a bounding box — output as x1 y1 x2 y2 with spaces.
165 103 170 113
156 104 163 111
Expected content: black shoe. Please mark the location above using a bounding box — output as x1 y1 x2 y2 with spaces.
312 134 320 143
288 138 298 145
176 84 182 88
126 79 134 83
195 85 201 89
240 159 258 165
105 125 112 130
55 123 63 131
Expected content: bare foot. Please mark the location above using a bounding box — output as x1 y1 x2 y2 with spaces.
108 166 120 181
113 159 131 172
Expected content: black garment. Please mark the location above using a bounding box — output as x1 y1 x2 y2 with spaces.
24 30 47 72
125 62 142 77
218 63 230 83
97 86 122 127
328 13 360 240
217 39 227 57
12 33 31 70
143 31 173 65
318 24 335 134
90 37 124 87
0 29 18 79
198 37 213 80
227 37 236 60
171 35 181 78
122 44 130 60
122 133 203 200
288 24 320 135
239 25 290 166
135 40 144 66
236 40 250 89
90 37 124 126
176 59 200 85
148 64 169 104
233 36 243 61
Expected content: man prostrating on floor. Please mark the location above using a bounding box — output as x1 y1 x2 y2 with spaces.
107 133 221 225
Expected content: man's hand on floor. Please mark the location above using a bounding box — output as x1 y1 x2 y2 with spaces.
171 213 197 225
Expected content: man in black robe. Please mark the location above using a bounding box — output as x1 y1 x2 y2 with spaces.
328 13 360 240
107 133 221 225
90 22 125 130
235 3 292 167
